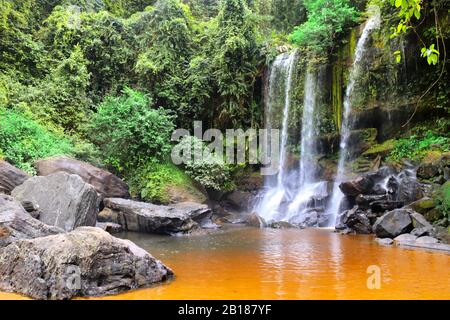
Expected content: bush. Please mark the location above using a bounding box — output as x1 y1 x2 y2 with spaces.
127 161 204 204
388 131 450 162
0 109 74 173
173 136 234 191
288 0 358 53
88 88 175 172
436 181 450 221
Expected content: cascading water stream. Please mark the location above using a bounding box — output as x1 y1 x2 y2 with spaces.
255 50 297 222
328 9 381 226
255 56 327 226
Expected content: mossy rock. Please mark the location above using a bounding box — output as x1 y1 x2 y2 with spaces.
362 139 396 159
408 197 436 215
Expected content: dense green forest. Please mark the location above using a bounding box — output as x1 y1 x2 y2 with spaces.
0 0 449 203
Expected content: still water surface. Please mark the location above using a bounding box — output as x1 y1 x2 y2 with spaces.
1 226 449 299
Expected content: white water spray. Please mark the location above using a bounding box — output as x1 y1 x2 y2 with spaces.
328 9 381 226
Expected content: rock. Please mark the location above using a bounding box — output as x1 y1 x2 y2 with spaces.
95 222 122 234
0 194 62 248
372 209 413 238
415 236 439 244
339 175 375 197
423 208 444 222
355 194 387 209
375 238 393 246
417 163 440 180
246 212 266 228
409 211 434 233
20 200 41 219
35 157 130 199
369 200 404 213
393 233 417 243
0 160 30 194
0 227 173 299
11 172 99 231
411 227 430 237
338 206 372 234
101 198 211 235
224 191 252 211
407 197 435 215
290 210 319 227
395 176 423 204
269 221 296 229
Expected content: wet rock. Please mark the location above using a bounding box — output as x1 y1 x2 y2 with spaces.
102 198 210 235
393 233 417 243
407 197 435 215
0 194 62 248
355 194 387 209
423 208 443 222
417 163 440 180
339 175 374 197
369 200 404 213
336 206 371 234
95 222 122 234
11 172 99 231
395 176 423 204
224 191 253 211
269 221 296 229
246 213 266 228
0 227 173 299
0 160 29 194
375 238 393 246
35 157 130 199
415 236 439 244
372 209 413 238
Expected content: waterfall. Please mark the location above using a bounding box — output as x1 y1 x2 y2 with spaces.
255 54 327 226
255 50 297 222
328 10 381 226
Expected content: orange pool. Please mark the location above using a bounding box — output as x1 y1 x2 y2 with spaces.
1 226 449 300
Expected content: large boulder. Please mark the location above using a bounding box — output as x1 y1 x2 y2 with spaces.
0 160 29 194
336 206 372 234
0 227 173 299
372 209 414 238
395 176 423 204
35 157 130 199
0 194 62 247
101 198 211 235
12 172 99 231
339 175 375 197
224 190 253 211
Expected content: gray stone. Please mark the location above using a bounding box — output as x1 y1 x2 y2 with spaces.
0 227 173 299
393 233 417 243
372 209 413 238
12 172 99 231
102 198 211 235
410 211 434 231
415 236 439 244
35 157 130 199
0 160 29 194
95 222 122 234
0 194 62 248
336 206 372 234
410 227 430 237
339 175 374 197
246 212 266 228
224 191 252 211
375 238 394 246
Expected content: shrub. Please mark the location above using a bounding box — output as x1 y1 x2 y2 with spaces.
173 136 234 191
288 0 358 53
127 161 203 204
435 181 450 221
388 131 450 162
0 109 74 173
88 88 175 172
